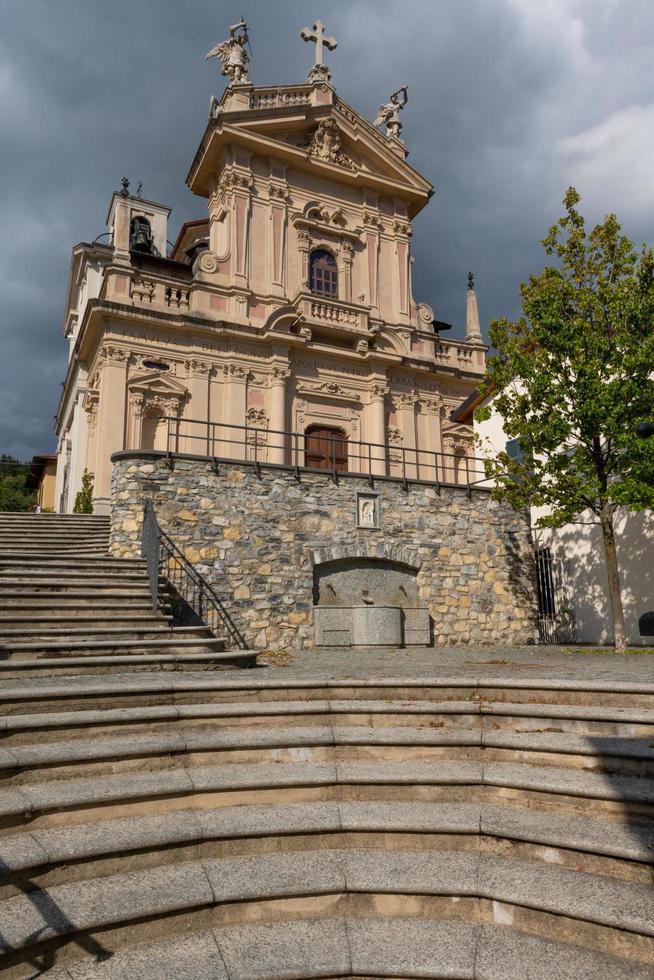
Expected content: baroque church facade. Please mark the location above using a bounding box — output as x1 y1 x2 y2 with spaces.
54 21 487 514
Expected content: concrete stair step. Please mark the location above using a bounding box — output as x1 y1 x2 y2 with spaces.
1 851 653 975
0 650 255 680
0 585 153 596
2 587 152 611
0 565 142 576
1 597 157 609
0 624 184 641
0 636 227 657
0 535 110 543
0 613 168 626
0 558 146 570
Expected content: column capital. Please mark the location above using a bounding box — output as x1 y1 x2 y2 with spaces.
369 382 389 401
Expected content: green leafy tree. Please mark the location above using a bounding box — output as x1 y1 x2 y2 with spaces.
73 469 94 514
476 189 654 651
0 455 36 512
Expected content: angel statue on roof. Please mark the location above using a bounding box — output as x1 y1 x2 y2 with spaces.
373 86 409 139
205 19 250 84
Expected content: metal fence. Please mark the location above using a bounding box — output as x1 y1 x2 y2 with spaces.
158 416 490 494
535 547 576 644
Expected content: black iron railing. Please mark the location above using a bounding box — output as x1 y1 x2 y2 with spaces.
535 546 576 644
153 416 491 495
141 498 247 650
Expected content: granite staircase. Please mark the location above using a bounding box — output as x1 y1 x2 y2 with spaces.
0 513 256 674
0 671 653 977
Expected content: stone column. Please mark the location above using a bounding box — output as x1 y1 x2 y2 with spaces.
368 382 388 476
93 346 128 513
269 365 290 464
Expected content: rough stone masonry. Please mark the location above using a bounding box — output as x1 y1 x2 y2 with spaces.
110 453 538 651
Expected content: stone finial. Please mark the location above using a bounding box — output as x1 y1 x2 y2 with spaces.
120 177 130 197
373 86 408 140
300 20 337 83
205 19 250 85
465 272 483 343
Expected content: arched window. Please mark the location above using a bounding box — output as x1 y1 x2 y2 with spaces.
309 249 338 298
305 425 348 472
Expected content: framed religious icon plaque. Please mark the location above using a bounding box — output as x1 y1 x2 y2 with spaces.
356 491 380 529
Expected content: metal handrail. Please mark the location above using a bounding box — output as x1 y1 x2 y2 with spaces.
141 498 247 650
156 417 486 495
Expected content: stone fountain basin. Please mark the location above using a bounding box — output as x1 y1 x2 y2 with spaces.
314 605 430 647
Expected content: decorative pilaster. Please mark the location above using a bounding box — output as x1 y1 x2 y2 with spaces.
417 395 443 482
297 230 311 289
395 391 419 478
268 180 290 299
368 382 389 475
340 241 354 303
94 345 129 512
224 363 249 459
269 364 291 464
393 219 412 322
185 359 212 455
363 210 382 313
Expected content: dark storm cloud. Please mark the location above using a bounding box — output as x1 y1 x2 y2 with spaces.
1 0 653 458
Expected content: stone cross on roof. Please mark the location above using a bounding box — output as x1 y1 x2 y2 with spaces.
300 20 337 82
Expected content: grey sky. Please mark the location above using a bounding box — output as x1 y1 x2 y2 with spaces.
1 0 653 459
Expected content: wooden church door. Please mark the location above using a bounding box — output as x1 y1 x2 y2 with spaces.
305 425 348 471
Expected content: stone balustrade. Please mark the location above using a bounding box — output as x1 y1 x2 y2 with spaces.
251 86 312 110
298 294 369 333
129 275 189 312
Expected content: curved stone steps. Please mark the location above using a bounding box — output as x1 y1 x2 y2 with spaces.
2 851 654 976
3 694 654 741
0 675 653 976
1 802 652 895
2 759 654 838
2 726 654 787
39 919 654 980
3 672 654 707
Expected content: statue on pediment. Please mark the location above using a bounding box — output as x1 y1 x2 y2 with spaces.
205 20 250 84
373 86 408 139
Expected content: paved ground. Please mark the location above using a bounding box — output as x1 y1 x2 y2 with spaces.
258 644 654 682
6 645 654 693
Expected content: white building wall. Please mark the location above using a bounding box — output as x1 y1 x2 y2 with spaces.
475 396 654 647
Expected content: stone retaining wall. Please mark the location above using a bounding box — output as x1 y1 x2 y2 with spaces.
110 453 538 651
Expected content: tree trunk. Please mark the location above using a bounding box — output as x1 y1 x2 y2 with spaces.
599 507 626 652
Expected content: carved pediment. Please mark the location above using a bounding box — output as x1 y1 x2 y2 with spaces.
127 372 189 399
189 100 433 213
